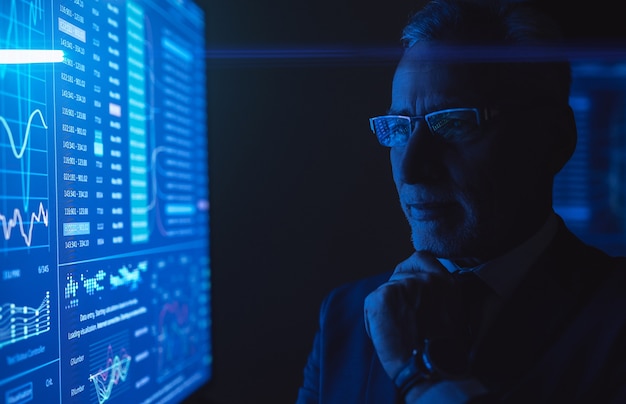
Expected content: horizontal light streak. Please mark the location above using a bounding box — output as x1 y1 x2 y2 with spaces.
0 49 64 64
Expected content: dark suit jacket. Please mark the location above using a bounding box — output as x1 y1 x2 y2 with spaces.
296 221 626 403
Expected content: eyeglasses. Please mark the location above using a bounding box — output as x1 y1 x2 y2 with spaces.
369 107 492 147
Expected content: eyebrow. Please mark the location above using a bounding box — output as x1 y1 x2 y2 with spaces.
387 99 474 116
386 108 412 116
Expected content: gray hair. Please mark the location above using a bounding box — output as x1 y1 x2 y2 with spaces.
400 0 572 104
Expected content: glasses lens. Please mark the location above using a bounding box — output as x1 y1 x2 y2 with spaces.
370 116 411 147
426 109 480 141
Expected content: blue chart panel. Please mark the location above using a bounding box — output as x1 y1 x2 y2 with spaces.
0 0 60 402
0 0 210 403
0 291 51 350
0 0 51 253
59 250 210 403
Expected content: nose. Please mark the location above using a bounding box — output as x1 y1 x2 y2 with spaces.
395 120 445 184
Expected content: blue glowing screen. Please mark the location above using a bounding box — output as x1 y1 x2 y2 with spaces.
0 0 210 403
555 60 626 256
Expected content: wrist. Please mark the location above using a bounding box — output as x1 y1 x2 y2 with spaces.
393 348 438 398
393 337 474 401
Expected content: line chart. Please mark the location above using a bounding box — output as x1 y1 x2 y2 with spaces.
0 108 49 219
0 109 47 159
0 107 49 221
89 346 132 404
89 333 132 404
0 0 51 251
0 200 48 247
0 291 51 349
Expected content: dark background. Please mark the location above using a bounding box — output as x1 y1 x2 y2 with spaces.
199 2 416 403
186 1 626 403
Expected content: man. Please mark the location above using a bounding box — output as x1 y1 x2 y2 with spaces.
296 0 626 403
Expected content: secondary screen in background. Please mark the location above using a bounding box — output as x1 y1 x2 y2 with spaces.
555 60 626 256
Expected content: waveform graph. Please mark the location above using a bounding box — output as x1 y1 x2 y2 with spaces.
0 291 51 349
0 0 53 253
88 332 132 404
0 108 51 252
0 200 49 251
156 299 198 381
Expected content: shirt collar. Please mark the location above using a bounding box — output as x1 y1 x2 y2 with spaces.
438 211 559 299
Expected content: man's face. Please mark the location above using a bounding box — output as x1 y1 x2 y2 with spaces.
389 43 555 262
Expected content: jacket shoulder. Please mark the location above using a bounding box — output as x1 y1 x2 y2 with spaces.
323 271 392 311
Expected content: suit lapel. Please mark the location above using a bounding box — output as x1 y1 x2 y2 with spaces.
472 221 611 393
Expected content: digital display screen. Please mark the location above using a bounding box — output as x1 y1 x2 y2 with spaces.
0 0 211 403
555 60 626 256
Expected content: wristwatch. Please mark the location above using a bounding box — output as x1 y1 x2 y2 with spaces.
393 348 435 397
393 338 472 397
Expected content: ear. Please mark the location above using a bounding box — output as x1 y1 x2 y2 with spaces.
549 105 577 176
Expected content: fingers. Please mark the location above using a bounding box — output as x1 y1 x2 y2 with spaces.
390 250 449 282
363 277 423 375
364 250 449 344
363 253 457 378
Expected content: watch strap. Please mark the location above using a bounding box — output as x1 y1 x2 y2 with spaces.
393 348 436 397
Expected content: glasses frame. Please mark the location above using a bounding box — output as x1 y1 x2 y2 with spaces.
369 107 491 147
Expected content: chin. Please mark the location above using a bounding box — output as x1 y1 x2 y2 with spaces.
409 220 480 259
411 233 458 258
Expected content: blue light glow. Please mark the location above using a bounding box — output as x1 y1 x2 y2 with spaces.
0 49 64 64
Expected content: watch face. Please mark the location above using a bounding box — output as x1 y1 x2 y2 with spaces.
423 337 473 379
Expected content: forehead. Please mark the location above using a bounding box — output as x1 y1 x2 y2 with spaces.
391 43 491 113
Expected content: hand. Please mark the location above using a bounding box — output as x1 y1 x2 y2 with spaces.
363 251 463 381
